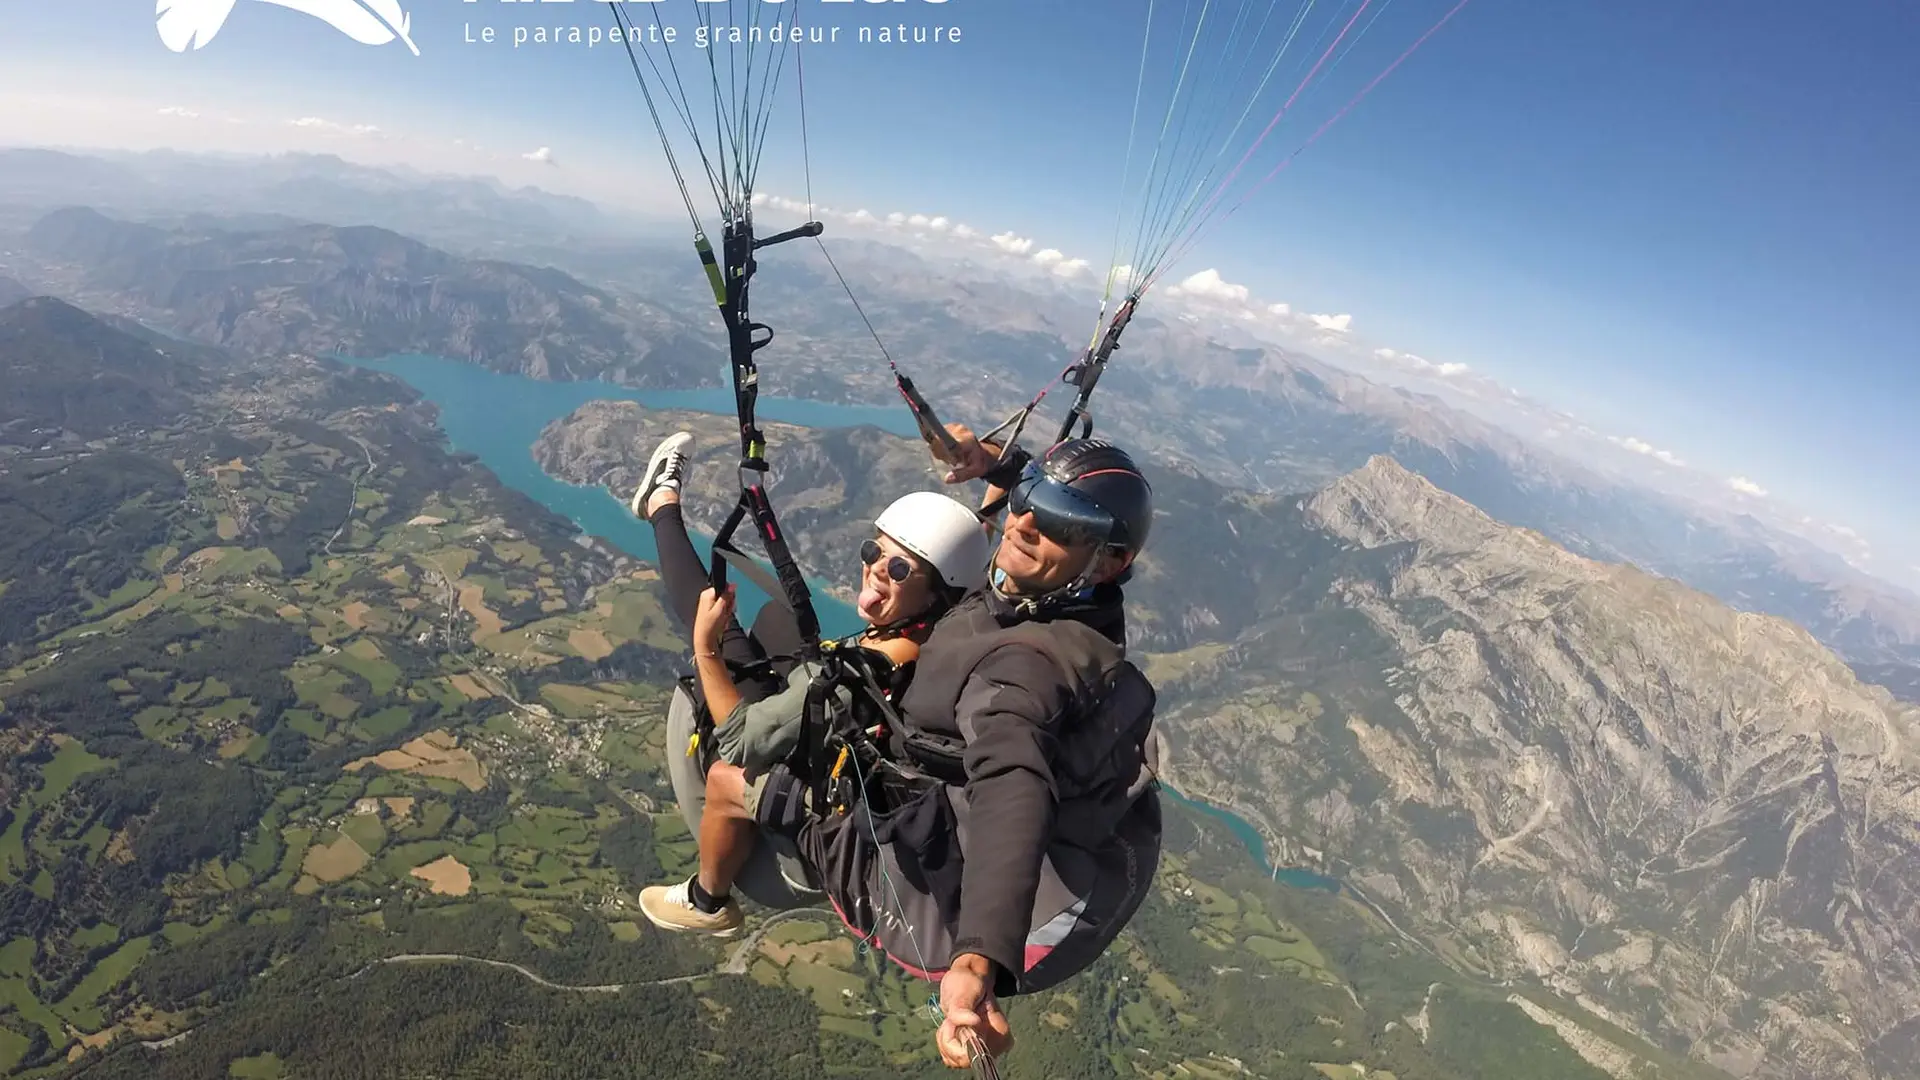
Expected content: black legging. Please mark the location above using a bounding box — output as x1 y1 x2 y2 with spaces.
648 503 801 704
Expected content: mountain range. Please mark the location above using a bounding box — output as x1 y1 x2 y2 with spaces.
539 399 1920 1080
18 206 720 388
0 148 625 255
4 177 1912 699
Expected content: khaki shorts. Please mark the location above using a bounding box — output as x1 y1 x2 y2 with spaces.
740 764 812 835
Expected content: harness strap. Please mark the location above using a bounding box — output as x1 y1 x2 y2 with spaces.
1054 293 1138 445
701 215 827 662
708 485 822 649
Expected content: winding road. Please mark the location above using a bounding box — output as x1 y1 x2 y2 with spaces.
143 910 845 1051
344 908 842 991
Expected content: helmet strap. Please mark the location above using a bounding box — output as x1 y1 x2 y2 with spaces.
991 545 1109 618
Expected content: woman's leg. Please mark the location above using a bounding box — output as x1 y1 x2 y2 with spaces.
648 502 755 659
637 436 789 705
748 599 806 665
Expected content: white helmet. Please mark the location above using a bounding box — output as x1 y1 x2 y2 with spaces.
873 490 990 594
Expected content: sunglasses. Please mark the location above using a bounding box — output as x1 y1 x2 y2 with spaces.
860 538 917 583
1007 463 1117 549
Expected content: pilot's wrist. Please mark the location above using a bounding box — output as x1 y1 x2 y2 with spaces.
979 446 1031 490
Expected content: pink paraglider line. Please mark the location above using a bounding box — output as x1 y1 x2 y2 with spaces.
1167 0 1379 264
1152 0 1474 288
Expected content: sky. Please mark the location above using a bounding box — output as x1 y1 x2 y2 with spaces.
1 0 1916 585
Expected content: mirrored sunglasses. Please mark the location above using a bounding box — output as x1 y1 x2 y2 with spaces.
860 538 916 583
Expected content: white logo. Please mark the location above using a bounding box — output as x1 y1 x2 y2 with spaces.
157 0 421 56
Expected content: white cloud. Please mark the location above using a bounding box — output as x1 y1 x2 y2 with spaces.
157 106 199 119
1308 313 1353 333
907 213 931 228
1167 268 1250 304
886 211 908 227
522 146 556 166
1607 435 1684 467
754 193 814 216
927 216 951 232
1371 347 1469 378
1268 302 1292 317
951 223 977 239
290 116 381 137
1727 476 1768 497
1030 249 1090 277
848 208 876 224
1828 523 1864 543
991 231 1034 256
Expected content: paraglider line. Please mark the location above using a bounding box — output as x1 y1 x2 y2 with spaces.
1130 0 1300 286
1316 0 1401 92
609 5 709 232
1166 0 1376 263
618 4 728 216
1159 0 1473 276
1094 0 1161 351
795 1 817 215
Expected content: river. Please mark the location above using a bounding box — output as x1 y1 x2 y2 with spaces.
338 352 1341 894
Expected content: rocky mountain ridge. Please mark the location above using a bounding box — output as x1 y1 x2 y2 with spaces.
19 207 720 388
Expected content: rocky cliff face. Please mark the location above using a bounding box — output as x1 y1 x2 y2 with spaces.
1165 456 1920 1080
22 207 720 386
537 411 1920 1079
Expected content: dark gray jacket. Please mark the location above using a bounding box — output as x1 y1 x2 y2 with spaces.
892 582 1160 995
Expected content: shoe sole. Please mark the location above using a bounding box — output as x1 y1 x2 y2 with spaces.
629 433 694 518
638 904 742 939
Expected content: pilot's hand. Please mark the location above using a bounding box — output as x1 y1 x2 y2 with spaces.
939 423 1000 485
935 954 1013 1069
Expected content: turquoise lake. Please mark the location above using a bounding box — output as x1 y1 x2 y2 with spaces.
339 352 1341 893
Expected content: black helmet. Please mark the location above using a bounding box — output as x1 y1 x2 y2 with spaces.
1032 438 1154 556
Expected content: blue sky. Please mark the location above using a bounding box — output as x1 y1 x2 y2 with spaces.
1 0 1915 582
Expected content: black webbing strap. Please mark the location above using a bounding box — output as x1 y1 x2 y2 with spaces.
709 484 822 649
700 215 827 661
1054 293 1139 444
894 370 965 463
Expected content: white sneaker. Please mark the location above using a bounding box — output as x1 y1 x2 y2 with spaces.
638 877 743 937
630 431 695 518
